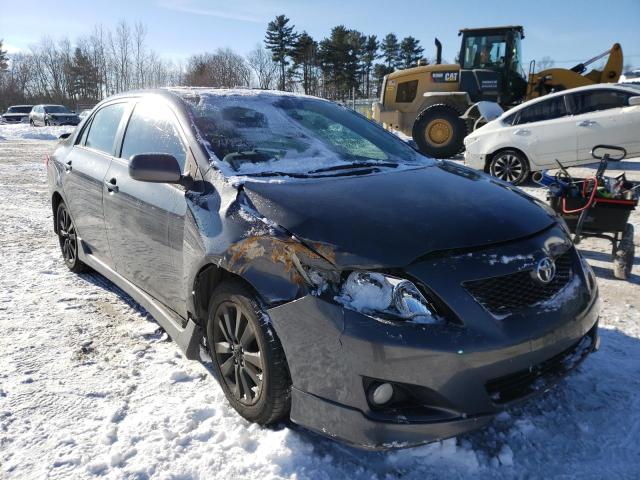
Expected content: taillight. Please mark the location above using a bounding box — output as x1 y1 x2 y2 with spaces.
45 154 50 167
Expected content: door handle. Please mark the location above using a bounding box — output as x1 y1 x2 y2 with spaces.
64 160 72 172
577 120 596 127
105 178 119 193
514 129 530 136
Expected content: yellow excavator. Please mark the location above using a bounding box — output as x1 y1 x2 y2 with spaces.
372 26 623 158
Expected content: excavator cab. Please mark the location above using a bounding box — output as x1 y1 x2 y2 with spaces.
458 26 527 106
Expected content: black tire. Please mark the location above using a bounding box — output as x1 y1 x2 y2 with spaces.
206 280 291 425
613 224 635 280
45 119 50 126
412 104 467 159
489 149 530 185
56 202 90 273
29 119 34 126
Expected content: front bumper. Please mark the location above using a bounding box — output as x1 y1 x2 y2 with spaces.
267 232 600 449
49 119 79 126
463 150 486 170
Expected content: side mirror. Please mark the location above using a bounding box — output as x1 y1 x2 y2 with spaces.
628 96 640 106
129 154 183 184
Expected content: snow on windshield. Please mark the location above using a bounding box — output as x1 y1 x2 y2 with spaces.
176 89 430 178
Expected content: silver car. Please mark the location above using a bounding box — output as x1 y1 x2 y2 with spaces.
29 104 80 127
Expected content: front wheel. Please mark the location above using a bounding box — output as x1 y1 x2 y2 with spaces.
412 104 467 159
489 149 530 185
56 203 89 273
207 280 291 425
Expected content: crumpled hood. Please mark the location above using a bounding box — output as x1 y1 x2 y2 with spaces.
243 163 556 268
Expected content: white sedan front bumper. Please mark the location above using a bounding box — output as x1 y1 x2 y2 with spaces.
463 150 486 171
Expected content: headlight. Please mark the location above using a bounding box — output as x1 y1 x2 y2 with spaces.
337 271 442 324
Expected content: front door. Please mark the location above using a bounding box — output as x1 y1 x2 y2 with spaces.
102 100 189 316
512 94 577 167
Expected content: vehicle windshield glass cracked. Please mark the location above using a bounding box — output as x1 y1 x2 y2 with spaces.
179 91 433 177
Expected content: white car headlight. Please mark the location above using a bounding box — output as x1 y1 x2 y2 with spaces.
337 271 442 324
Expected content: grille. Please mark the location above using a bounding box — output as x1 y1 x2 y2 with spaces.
464 250 574 315
485 327 595 404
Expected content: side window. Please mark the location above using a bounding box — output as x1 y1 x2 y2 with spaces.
571 90 630 114
502 111 518 126
395 80 419 103
517 96 568 125
120 102 187 170
85 103 126 155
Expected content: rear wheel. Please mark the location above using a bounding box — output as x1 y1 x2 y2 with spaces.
206 280 291 425
56 203 89 273
412 104 467 159
489 149 530 185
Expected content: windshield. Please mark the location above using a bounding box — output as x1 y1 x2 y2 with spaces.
462 34 508 70
7 106 32 114
180 92 430 177
44 105 70 113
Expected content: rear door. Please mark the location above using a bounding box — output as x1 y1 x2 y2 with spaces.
569 89 638 161
511 95 577 167
61 102 128 263
102 100 190 316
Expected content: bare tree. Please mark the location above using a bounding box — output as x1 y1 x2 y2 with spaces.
537 56 555 71
184 49 251 88
247 45 278 89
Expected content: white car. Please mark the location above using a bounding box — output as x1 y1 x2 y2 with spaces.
464 84 640 184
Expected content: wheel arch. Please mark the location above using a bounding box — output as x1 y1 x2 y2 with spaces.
485 146 531 173
191 263 266 327
51 191 64 233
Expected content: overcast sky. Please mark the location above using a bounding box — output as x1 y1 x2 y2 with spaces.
2 0 639 68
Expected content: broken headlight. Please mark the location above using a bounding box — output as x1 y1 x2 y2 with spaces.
337 271 443 324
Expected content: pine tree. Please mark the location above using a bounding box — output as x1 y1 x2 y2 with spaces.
0 40 9 71
264 15 297 91
361 35 379 98
381 33 400 69
318 26 364 101
291 32 318 95
399 36 424 69
69 47 100 100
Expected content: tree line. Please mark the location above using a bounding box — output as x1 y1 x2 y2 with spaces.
0 15 430 110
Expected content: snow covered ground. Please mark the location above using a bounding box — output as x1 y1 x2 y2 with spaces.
1 139 639 479
0 123 76 142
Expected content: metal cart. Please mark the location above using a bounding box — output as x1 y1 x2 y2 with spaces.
544 145 638 280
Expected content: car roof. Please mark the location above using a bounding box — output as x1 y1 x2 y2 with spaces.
8 105 33 108
503 83 639 117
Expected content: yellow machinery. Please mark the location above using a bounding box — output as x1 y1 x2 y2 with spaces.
372 26 623 158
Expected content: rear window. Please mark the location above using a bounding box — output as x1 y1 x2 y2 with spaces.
517 97 568 124
85 103 126 155
395 80 419 103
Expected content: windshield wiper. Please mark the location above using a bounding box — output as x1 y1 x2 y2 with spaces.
308 161 398 174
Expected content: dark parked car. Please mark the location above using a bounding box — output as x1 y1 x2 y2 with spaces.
47 88 600 449
30 104 80 126
1 105 33 124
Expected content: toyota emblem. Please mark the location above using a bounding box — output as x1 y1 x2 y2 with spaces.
536 257 556 284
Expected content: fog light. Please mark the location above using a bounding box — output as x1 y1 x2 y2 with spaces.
370 382 394 406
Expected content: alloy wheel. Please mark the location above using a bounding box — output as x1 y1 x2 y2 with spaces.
492 153 524 183
213 301 264 405
58 207 77 266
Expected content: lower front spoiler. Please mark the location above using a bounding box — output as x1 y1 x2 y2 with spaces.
290 387 492 451
289 324 598 450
